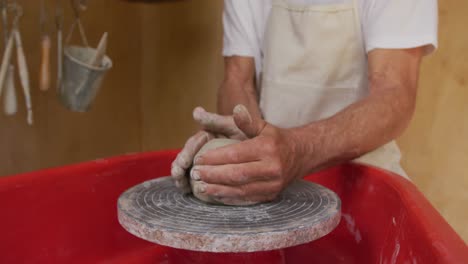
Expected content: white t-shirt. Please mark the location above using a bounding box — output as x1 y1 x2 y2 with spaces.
223 0 438 77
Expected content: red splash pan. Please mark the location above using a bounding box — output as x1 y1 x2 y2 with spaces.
0 150 466 263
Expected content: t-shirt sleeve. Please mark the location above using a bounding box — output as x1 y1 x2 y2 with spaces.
222 0 258 57
362 0 438 55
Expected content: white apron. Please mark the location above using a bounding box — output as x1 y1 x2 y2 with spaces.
260 0 408 178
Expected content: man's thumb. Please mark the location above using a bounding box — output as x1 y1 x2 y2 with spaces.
233 104 265 138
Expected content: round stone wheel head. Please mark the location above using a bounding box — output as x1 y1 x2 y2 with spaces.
118 176 341 252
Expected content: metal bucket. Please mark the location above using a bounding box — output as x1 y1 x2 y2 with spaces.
60 45 112 112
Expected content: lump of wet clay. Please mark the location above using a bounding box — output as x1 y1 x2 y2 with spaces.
190 138 241 205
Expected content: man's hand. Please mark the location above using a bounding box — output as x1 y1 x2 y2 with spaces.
190 105 306 205
171 107 248 193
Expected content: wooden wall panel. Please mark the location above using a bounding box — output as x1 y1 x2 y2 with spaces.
398 0 468 242
138 0 224 151
0 0 143 175
0 0 224 176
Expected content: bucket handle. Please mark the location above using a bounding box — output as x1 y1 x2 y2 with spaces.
65 0 88 47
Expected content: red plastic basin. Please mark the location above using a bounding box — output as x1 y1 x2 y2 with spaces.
0 150 466 264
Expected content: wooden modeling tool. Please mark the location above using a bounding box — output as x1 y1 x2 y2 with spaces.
39 0 51 91
89 32 107 67
56 0 63 91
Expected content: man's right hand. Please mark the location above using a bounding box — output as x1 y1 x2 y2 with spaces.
171 106 248 193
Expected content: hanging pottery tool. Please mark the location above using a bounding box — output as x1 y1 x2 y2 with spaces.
39 0 51 92
60 0 112 112
1 0 7 45
13 5 33 125
0 5 18 98
3 65 17 115
55 0 63 91
89 32 107 67
1 0 17 116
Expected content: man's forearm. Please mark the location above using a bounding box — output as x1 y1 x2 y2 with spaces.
290 48 422 175
218 78 261 116
291 85 414 175
217 57 262 118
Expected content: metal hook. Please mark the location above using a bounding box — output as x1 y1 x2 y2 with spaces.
10 3 21 28
73 0 87 11
56 0 64 29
